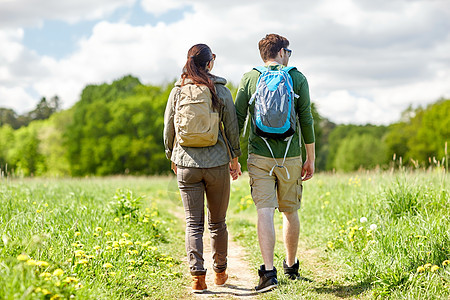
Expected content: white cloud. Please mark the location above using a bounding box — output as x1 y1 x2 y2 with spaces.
0 0 449 125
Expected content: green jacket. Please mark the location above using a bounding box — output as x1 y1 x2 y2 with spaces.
235 65 315 158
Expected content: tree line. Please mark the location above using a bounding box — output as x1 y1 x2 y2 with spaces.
0 75 448 176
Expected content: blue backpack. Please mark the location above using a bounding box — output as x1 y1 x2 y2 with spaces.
246 66 299 179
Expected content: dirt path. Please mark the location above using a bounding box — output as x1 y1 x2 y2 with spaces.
172 209 258 299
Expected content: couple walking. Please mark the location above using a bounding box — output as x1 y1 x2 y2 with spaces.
163 33 315 293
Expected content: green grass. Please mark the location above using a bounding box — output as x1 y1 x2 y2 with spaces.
227 170 450 299
1 171 449 299
0 176 187 300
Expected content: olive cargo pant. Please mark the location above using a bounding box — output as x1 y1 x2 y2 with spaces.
177 164 229 275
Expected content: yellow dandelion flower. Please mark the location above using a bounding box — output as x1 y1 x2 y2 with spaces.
36 209 42 213
129 274 136 279
39 272 52 277
103 263 114 268
63 277 79 283
17 254 29 261
424 263 432 269
35 287 42 293
74 250 84 257
105 231 112 236
75 232 81 237
109 272 116 276
93 245 101 251
128 259 136 264
114 217 120 222
443 260 450 266
417 266 425 273
93 233 99 237
77 259 88 265
53 269 64 276
36 261 49 267
41 289 51 295
106 246 112 250
431 265 439 272
32 201 36 205
143 218 149 223
85 255 95 259
95 227 102 232
125 240 133 246
134 241 141 245
50 295 61 300
327 241 334 250
122 233 131 238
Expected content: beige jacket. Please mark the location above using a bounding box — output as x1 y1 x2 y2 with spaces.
163 75 241 168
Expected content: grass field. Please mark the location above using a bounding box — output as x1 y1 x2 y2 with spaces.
1 170 449 299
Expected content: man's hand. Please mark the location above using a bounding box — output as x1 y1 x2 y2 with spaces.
301 158 314 181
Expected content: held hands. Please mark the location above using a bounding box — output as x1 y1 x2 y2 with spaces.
229 157 242 180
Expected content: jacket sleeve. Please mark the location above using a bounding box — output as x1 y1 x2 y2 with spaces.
294 73 315 144
220 86 242 158
235 73 252 135
163 87 178 160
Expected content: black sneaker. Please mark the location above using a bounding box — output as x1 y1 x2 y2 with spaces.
255 265 278 293
283 259 299 280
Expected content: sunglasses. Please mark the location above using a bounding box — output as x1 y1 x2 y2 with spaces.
283 48 292 57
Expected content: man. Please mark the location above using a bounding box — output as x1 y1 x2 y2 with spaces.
235 33 315 292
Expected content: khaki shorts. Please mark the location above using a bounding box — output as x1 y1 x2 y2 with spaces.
247 154 303 212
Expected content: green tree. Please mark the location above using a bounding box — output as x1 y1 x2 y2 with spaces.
0 125 15 171
407 99 449 163
384 99 449 168
334 134 387 172
8 124 46 176
326 125 388 171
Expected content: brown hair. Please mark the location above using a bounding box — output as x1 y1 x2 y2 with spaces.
181 44 222 111
258 34 289 61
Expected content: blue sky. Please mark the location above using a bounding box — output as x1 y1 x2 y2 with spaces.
0 0 449 125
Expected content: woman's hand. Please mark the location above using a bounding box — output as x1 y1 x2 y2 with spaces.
171 162 177 175
229 157 242 180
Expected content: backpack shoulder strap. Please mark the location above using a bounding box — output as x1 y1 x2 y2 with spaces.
282 66 296 74
254 66 268 74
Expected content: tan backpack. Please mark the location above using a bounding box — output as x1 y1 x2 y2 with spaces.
174 84 219 147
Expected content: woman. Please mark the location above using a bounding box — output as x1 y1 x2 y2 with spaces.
163 44 242 293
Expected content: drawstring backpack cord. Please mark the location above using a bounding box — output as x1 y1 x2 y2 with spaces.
261 135 293 180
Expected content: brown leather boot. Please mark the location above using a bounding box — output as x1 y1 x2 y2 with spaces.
214 270 228 286
192 275 207 293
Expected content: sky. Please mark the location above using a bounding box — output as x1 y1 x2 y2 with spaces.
0 0 449 125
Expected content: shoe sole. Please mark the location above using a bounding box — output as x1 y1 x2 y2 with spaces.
255 284 277 293
215 282 227 287
192 289 207 293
